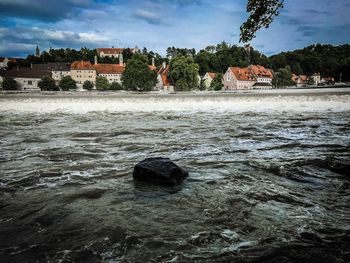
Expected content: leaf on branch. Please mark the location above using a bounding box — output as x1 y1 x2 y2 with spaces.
240 0 284 43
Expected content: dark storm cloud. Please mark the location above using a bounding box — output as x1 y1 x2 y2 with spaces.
0 26 109 56
296 23 350 38
0 0 90 22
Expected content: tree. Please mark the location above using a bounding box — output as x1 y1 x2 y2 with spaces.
210 73 224 91
110 82 123 90
122 48 134 63
195 50 212 76
38 76 57 91
199 79 206 91
274 66 295 88
96 76 110 90
168 55 199 91
1 76 18 90
83 80 93 91
292 63 303 75
59 76 76 91
121 53 157 91
307 77 315 86
240 0 284 43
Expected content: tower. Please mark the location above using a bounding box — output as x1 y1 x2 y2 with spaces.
119 53 123 66
35 45 40 57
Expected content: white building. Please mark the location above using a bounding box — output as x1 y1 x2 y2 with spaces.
70 61 96 85
223 65 273 90
202 72 216 90
51 63 70 82
0 63 69 91
97 47 139 58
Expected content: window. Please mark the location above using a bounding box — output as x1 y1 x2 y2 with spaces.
227 72 231 81
28 81 32 85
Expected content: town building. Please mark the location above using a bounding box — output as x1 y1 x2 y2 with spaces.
93 64 125 84
156 62 174 92
310 73 321 85
97 47 139 58
70 61 96 86
202 72 216 89
292 73 323 87
250 65 273 89
223 65 273 90
0 57 17 68
320 76 335 85
223 67 256 90
51 63 71 82
148 58 157 71
292 74 308 87
0 63 56 91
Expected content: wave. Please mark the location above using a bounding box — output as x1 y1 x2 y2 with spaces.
0 94 349 113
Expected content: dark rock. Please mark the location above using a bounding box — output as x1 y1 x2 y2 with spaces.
133 157 188 186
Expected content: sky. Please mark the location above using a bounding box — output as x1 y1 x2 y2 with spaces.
0 0 349 58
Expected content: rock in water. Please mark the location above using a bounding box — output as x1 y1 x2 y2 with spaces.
133 157 188 186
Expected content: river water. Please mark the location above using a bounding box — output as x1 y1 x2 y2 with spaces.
0 91 350 262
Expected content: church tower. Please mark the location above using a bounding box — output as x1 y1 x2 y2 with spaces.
35 46 40 57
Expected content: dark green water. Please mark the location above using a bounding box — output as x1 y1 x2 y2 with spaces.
0 95 349 262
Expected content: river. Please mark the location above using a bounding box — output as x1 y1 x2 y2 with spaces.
0 90 350 262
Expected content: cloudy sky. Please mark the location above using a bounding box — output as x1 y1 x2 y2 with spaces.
0 0 349 57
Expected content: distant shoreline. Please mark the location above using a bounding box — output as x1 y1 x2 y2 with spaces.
1 87 350 99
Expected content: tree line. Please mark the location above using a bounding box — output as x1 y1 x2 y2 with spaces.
2 43 349 91
11 42 349 82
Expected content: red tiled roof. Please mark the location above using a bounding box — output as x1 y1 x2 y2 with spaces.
93 64 125 74
0 57 16 63
158 65 172 86
208 72 216 79
230 67 255 81
97 48 124 55
299 75 308 82
250 65 273 78
71 61 95 70
148 65 157 71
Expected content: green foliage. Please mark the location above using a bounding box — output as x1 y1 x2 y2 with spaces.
166 47 196 58
269 44 350 81
121 53 157 91
199 79 206 91
83 80 93 91
274 66 295 88
59 76 76 91
96 76 110 90
110 82 123 90
210 73 224 91
1 77 18 90
122 48 134 64
27 47 97 64
240 0 284 43
39 76 57 91
307 77 315 86
168 55 199 91
194 43 265 75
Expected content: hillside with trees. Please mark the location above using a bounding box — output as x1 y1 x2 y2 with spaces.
8 43 350 84
268 44 350 81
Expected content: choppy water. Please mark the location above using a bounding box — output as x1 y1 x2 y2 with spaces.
1 93 350 262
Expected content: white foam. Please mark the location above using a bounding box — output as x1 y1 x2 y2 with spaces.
0 94 349 113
